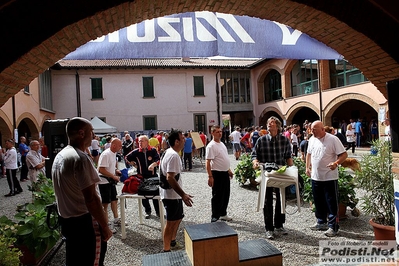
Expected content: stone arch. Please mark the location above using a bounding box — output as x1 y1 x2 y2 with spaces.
0 1 398 106
259 106 284 125
17 112 40 140
0 110 13 141
324 93 384 125
39 115 53 131
282 59 299 98
256 65 283 104
285 101 320 125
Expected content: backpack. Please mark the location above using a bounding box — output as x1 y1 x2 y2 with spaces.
121 175 143 194
251 131 260 146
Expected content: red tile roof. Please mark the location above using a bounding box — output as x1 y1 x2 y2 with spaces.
54 58 264 69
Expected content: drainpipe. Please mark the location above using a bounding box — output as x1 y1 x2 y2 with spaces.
11 95 16 130
215 69 221 125
75 70 81 117
317 62 323 121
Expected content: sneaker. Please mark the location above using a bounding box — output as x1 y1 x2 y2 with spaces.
170 241 183 251
145 213 151 219
275 227 288 235
113 218 128 226
310 223 328 231
220 215 232 221
265 231 275 240
325 228 338 237
211 217 219 223
111 226 117 234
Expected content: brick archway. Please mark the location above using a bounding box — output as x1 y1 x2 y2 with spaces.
1 0 399 107
285 101 320 123
324 93 385 126
259 106 284 126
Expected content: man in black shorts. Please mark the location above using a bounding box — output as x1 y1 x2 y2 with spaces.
98 138 122 233
159 129 193 252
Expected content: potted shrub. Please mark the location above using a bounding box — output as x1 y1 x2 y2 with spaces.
356 139 395 240
0 231 22 266
234 153 260 186
0 173 61 265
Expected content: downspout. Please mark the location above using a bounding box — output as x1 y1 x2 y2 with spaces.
317 62 323 121
75 70 81 117
216 69 221 125
11 95 16 130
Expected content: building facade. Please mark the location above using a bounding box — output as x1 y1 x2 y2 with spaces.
0 57 388 143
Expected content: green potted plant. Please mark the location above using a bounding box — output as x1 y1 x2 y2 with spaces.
0 231 22 266
0 173 61 264
234 153 260 186
356 139 395 240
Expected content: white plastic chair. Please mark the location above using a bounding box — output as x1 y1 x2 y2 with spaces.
256 164 301 214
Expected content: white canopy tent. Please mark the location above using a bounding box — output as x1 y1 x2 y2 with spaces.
90 116 117 134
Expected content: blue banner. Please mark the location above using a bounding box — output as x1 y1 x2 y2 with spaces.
65 11 342 60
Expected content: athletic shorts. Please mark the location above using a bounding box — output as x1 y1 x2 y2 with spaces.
98 183 117 204
162 199 184 221
233 143 241 152
91 149 99 157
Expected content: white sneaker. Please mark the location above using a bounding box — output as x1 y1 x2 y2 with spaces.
275 227 288 235
220 215 232 221
324 228 338 237
265 231 275 240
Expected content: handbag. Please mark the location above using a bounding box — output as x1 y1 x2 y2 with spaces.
137 176 160 197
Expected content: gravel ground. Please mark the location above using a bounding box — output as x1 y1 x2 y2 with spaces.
0 149 374 266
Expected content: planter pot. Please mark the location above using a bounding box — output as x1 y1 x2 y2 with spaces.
369 219 396 240
18 245 43 266
338 203 348 220
249 179 259 187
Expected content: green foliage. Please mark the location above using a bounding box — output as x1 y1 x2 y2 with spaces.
234 153 258 184
293 157 313 204
28 172 56 205
0 234 22 266
0 173 60 259
337 167 358 209
356 140 395 226
293 157 358 209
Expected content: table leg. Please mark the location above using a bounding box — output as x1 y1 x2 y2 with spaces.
120 197 126 239
138 198 143 224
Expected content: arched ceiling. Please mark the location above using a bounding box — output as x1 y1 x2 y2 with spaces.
0 0 398 106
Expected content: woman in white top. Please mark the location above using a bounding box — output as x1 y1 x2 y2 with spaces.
345 124 356 153
91 135 100 164
3 139 23 196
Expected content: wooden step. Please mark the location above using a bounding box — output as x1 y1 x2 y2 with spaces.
142 250 191 266
238 239 282 266
184 222 239 266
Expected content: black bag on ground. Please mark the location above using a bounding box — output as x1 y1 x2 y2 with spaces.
138 176 160 197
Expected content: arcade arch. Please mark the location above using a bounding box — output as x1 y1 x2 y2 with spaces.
259 106 284 126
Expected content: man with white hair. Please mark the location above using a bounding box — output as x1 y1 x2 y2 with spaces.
26 140 46 182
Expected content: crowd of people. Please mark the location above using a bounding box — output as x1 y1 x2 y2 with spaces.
1 136 48 197
0 115 392 264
